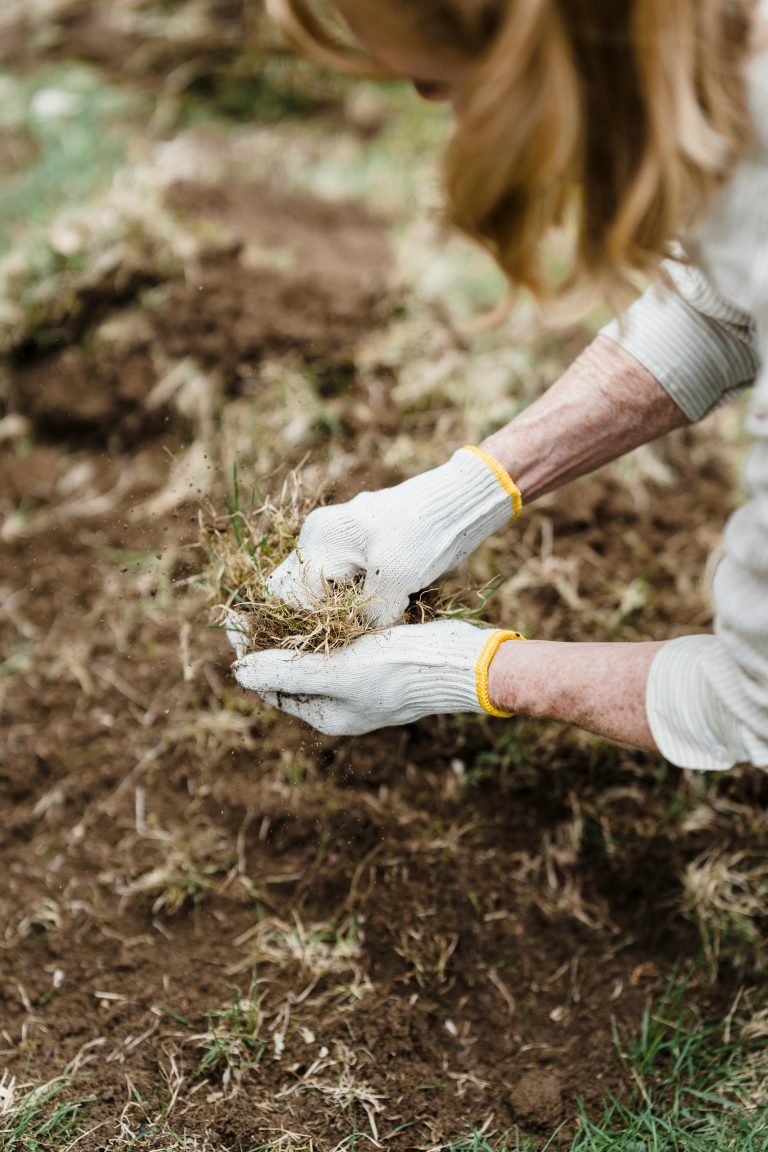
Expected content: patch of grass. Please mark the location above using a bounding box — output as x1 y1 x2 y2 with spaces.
201 467 377 657
436 1127 563 1151
682 850 768 974
429 979 768 1151
437 1132 513 1151
0 184 182 358
0 1069 234 1152
0 1073 93 1151
570 978 768 1150
180 54 348 125
467 720 541 792
0 65 142 246
111 831 228 915
230 913 369 995
194 983 266 1093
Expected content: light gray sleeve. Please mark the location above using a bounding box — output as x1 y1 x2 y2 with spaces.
601 256 760 422
613 34 768 770
645 268 768 771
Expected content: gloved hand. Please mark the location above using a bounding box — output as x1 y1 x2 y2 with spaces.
232 619 524 736
267 446 522 626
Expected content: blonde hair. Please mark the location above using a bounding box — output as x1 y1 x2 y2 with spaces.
267 0 756 308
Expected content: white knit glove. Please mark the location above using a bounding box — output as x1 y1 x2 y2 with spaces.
232 620 523 736
267 446 522 626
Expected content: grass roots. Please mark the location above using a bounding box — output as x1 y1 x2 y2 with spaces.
200 469 438 658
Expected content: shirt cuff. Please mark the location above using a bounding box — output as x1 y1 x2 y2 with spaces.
601 271 759 423
647 635 768 771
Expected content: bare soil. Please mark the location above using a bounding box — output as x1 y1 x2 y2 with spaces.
10 180 390 445
3 174 765 1150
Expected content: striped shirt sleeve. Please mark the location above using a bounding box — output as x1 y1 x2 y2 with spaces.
602 16 768 771
603 254 768 770
645 347 768 770
601 260 768 770
600 254 760 421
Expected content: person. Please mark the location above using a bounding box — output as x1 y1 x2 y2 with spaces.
231 0 768 772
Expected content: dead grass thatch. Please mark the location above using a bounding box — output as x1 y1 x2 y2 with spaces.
682 850 768 974
200 468 438 658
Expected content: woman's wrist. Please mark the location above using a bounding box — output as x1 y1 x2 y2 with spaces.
479 335 688 504
488 638 666 752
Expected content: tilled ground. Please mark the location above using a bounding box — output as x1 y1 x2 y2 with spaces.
2 18 768 1150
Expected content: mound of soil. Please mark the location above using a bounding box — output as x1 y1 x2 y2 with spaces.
10 180 392 445
14 333 161 442
158 181 393 376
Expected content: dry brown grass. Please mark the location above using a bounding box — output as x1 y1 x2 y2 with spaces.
200 468 442 658
200 469 377 657
682 850 768 974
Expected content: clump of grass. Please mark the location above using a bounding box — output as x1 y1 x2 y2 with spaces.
193 984 266 1094
0 1073 94 1151
118 850 220 916
201 468 436 658
576 975 768 1150
682 850 768 974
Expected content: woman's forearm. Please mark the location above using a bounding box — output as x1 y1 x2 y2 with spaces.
489 639 666 751
480 337 687 751
481 335 690 502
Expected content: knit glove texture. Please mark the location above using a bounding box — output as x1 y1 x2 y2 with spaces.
267 446 522 626
232 620 522 736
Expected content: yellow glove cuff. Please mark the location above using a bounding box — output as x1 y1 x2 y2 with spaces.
475 629 525 719
463 445 523 521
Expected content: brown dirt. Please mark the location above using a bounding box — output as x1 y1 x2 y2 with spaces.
14 337 163 442
159 181 393 375
11 180 391 444
2 176 765 1151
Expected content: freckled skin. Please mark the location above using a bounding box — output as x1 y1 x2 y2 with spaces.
489 640 663 750
480 336 688 504
480 336 689 751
